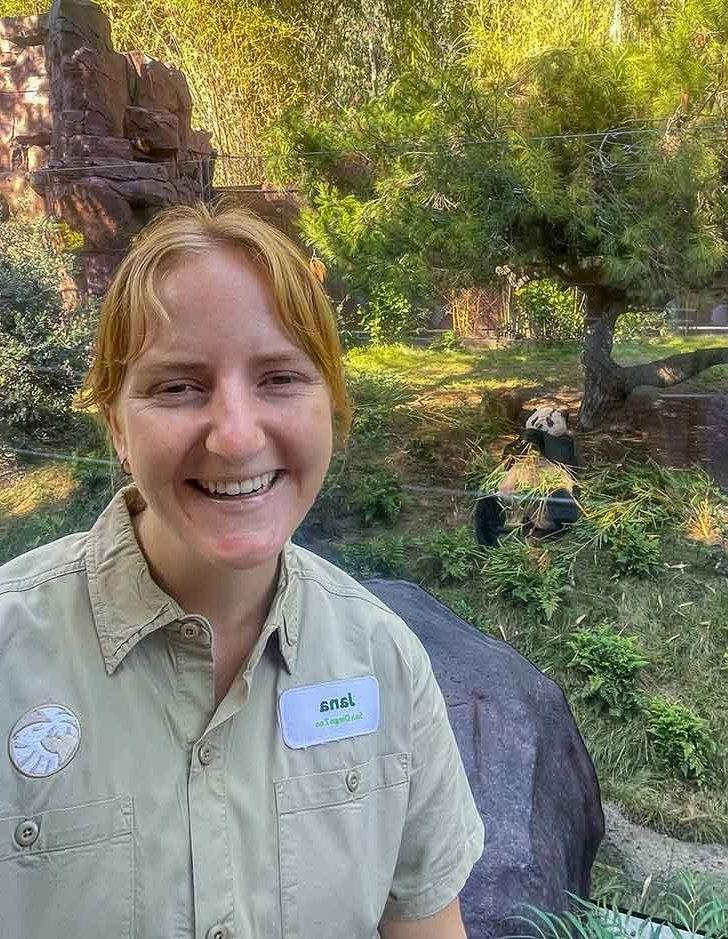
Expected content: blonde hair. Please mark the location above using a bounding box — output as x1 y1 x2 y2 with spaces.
78 202 352 439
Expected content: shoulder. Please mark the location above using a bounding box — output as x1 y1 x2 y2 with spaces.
0 532 88 600
287 542 429 671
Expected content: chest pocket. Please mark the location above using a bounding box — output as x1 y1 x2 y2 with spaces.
275 752 408 939
0 794 133 939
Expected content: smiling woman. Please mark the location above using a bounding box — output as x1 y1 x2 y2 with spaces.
0 203 483 939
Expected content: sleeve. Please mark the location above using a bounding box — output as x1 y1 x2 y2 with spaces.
382 633 485 921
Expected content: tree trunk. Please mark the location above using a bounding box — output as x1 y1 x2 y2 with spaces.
578 306 728 431
578 302 627 431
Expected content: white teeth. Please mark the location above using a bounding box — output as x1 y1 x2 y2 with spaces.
198 472 276 497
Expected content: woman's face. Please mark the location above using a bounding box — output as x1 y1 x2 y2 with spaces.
108 245 333 574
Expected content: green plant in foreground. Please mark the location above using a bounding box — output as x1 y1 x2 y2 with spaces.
567 624 649 718
351 468 403 526
645 696 718 786
339 535 415 580
421 527 483 584
481 535 571 622
509 886 728 939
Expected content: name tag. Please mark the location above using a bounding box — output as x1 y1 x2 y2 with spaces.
278 676 380 749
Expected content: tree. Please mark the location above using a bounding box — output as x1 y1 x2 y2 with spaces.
267 0 728 429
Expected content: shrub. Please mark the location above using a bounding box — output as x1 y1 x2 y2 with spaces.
602 522 662 578
567 624 649 717
645 696 718 785
339 535 414 579
0 214 95 442
614 309 669 342
351 467 403 526
360 283 424 345
514 279 583 341
480 535 571 622
421 527 483 584
427 329 463 353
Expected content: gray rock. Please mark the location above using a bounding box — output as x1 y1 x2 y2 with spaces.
363 578 605 938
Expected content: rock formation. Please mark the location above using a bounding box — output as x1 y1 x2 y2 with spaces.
0 0 214 294
364 578 605 938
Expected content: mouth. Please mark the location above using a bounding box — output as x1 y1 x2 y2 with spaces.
188 470 283 500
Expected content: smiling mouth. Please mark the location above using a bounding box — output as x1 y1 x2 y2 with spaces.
189 470 282 500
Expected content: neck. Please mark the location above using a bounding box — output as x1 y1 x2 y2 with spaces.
133 509 281 640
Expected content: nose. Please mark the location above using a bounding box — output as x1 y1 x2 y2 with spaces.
204 382 266 461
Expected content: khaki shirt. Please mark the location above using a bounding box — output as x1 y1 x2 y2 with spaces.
0 485 484 939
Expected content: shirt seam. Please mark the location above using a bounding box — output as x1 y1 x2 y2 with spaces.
290 569 396 614
0 561 86 597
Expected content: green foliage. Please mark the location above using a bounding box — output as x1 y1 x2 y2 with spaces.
339 534 414 579
513 876 728 939
360 283 424 344
602 522 663 578
646 696 719 785
270 5 728 330
480 536 571 621
427 329 464 352
0 215 96 442
614 310 670 342
420 526 483 584
567 624 649 716
350 467 403 526
515 280 584 341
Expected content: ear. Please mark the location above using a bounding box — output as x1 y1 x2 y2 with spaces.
105 403 127 462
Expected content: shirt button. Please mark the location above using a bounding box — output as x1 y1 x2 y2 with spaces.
181 623 200 641
198 743 214 766
345 769 360 793
14 819 40 847
205 926 229 939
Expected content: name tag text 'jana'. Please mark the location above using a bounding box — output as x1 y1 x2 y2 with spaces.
278 676 380 749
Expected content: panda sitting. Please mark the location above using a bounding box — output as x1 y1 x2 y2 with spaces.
475 407 580 548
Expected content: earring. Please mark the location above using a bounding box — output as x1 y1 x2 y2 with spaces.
121 457 131 476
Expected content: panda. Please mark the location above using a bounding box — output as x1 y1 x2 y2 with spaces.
475 407 580 548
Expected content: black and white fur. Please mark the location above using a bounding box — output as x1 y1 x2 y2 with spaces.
475 408 580 548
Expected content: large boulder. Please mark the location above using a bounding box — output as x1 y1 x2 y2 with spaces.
363 579 604 938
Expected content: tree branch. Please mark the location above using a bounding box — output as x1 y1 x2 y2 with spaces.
622 346 728 390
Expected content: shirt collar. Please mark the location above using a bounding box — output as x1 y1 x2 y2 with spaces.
85 484 300 675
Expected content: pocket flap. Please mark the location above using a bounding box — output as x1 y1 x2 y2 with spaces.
275 751 408 815
0 794 133 861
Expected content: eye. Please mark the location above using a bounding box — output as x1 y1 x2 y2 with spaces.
158 382 198 395
264 373 297 386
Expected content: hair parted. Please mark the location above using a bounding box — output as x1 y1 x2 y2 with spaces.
78 201 352 439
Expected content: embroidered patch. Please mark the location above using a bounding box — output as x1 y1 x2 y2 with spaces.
8 704 81 778
278 676 380 749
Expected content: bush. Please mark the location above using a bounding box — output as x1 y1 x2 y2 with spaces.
514 280 583 341
360 283 424 345
567 624 649 717
602 522 662 578
351 467 403 526
421 527 483 584
614 309 669 342
480 535 571 621
339 535 414 579
428 329 463 353
645 696 718 785
0 215 95 442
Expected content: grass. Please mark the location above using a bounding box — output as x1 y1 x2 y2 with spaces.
2 335 728 905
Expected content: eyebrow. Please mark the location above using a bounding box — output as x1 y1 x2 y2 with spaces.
138 351 310 375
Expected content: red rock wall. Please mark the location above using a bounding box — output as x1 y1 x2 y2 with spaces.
0 0 214 294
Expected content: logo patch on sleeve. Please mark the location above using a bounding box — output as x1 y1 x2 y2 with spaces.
278 676 380 749
9 704 81 778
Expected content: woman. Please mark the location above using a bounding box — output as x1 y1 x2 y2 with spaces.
0 203 483 938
